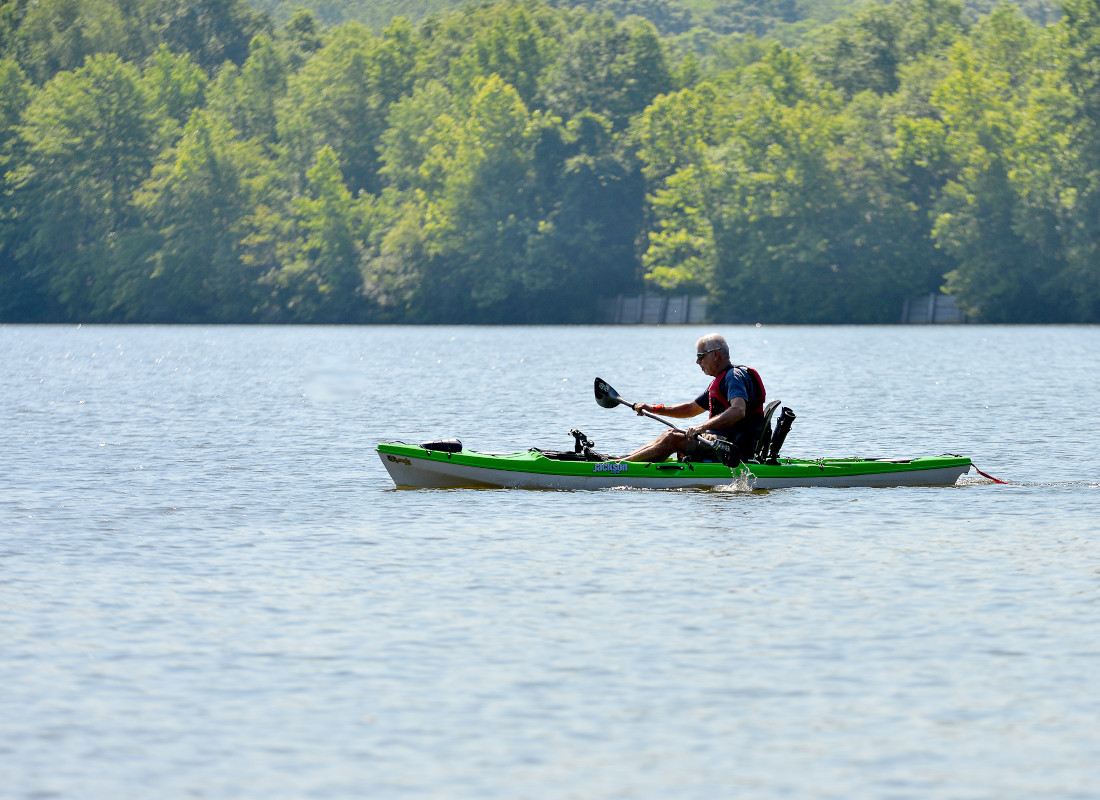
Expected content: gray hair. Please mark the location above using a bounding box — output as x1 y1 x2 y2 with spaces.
696 333 730 358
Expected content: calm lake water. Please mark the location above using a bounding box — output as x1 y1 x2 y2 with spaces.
3 324 1099 799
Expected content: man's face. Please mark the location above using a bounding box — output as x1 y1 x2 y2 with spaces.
696 346 721 376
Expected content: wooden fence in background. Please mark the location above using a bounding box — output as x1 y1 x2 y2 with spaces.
599 292 966 324
901 293 968 324
599 294 708 325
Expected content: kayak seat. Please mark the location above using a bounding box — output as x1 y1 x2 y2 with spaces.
746 402 797 464
752 401 782 461
764 407 797 464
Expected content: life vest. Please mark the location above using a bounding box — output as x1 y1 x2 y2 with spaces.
708 366 765 421
701 366 766 463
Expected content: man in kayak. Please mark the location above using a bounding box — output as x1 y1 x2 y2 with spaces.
623 333 766 463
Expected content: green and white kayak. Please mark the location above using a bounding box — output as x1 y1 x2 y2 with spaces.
377 441 973 490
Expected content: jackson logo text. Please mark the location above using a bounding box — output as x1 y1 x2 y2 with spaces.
592 462 629 473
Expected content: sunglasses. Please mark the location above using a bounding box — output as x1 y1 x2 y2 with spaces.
695 348 720 362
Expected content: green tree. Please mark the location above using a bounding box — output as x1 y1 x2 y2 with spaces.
645 47 935 321
0 56 34 320
926 41 1048 321
0 56 28 165
1055 0 1100 320
633 81 738 292
529 110 645 317
384 75 547 320
3 0 127 84
1 0 270 84
221 35 286 145
447 3 551 107
8 53 164 320
642 162 717 292
277 145 370 321
281 8 323 72
152 0 273 73
278 20 417 195
542 13 672 130
807 0 965 97
707 94 862 321
140 44 208 133
632 82 737 185
378 79 455 192
134 109 274 321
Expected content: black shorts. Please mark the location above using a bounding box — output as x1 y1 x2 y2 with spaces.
684 435 727 463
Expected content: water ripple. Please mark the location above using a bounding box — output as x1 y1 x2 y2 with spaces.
2 324 1100 799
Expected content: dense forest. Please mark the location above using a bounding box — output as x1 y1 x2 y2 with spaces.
1 0 1098 323
252 0 1064 36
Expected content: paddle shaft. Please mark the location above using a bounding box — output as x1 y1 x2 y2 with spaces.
621 394 695 436
635 405 686 433
594 377 698 439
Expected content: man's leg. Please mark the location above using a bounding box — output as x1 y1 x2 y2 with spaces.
623 430 688 462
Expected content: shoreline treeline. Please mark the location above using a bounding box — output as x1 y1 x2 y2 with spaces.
1 0 1098 324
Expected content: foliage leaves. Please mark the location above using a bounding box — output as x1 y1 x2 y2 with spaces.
1 0 1098 323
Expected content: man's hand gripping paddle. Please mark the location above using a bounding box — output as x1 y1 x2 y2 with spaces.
594 377 738 466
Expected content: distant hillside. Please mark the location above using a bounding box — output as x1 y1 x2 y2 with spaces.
251 0 1062 35
254 0 457 30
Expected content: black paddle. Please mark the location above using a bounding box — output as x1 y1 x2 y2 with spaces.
594 377 740 465
593 377 685 433
598 376 743 466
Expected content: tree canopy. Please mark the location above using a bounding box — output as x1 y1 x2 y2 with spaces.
1 0 1098 323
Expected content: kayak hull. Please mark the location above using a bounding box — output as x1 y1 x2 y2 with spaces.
377 442 972 490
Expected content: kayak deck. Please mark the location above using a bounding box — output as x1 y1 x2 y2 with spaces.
377 442 973 490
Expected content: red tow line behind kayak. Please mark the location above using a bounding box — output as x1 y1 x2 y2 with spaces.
972 465 1008 484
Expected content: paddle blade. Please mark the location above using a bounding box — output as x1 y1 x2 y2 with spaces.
594 377 623 409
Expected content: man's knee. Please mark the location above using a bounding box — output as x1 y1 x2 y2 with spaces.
664 431 688 450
